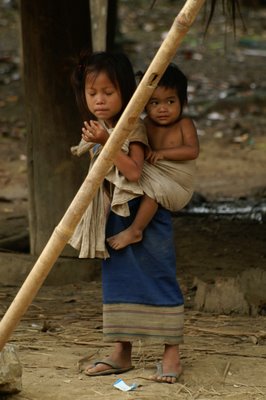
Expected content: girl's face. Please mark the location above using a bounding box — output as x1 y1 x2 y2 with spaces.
85 71 122 127
146 86 181 126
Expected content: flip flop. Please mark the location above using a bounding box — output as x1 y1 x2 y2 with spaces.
150 362 182 384
83 359 135 376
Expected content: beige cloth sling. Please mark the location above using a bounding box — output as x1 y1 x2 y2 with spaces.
69 119 195 259
69 120 147 259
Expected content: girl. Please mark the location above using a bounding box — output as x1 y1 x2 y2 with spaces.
69 51 148 259
70 50 184 384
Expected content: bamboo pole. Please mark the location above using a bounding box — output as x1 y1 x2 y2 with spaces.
0 0 206 351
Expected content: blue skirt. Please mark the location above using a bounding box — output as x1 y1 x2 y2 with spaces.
102 197 184 344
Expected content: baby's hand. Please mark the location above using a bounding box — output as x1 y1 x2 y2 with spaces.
82 120 109 145
146 150 163 164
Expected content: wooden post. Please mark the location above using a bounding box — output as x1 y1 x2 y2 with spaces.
20 0 92 256
89 0 108 51
0 0 206 351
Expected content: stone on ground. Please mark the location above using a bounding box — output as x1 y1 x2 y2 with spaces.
0 344 22 394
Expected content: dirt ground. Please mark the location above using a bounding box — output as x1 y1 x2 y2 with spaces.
0 1 266 399
1 281 266 400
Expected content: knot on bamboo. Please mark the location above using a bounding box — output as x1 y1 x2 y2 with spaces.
147 73 159 89
175 12 191 31
128 117 136 126
54 225 73 241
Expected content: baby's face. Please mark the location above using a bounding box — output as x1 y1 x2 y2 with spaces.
146 86 181 126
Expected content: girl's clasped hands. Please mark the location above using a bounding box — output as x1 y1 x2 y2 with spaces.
82 120 109 146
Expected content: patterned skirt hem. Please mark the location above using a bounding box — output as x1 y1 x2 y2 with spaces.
103 303 184 345
103 333 184 345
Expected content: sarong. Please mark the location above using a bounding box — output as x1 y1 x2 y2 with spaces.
102 197 184 345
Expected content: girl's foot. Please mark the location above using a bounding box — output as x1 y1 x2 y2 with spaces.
149 345 182 384
84 342 132 375
107 227 143 250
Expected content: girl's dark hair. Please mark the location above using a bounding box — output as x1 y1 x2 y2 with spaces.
158 63 188 115
71 50 136 121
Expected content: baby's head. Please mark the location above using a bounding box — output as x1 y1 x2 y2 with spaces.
157 63 188 114
72 50 136 120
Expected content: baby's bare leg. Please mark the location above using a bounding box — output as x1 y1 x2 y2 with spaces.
107 195 158 250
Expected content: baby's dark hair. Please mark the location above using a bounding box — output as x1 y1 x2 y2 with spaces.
158 63 188 114
71 50 136 121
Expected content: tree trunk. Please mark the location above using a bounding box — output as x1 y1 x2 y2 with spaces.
90 0 108 51
20 0 92 255
20 0 120 256
89 0 118 51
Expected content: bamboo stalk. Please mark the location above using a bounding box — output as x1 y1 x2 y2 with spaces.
0 0 206 351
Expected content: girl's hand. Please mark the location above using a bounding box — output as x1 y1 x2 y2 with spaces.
145 149 163 165
82 120 109 145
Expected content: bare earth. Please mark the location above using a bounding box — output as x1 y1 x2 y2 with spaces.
0 2 266 399
1 281 266 400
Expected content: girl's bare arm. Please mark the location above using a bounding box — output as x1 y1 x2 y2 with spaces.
82 120 145 182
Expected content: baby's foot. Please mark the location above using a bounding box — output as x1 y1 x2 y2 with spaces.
107 227 143 250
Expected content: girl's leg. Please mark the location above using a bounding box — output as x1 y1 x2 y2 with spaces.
107 195 158 250
84 341 132 374
149 344 182 384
